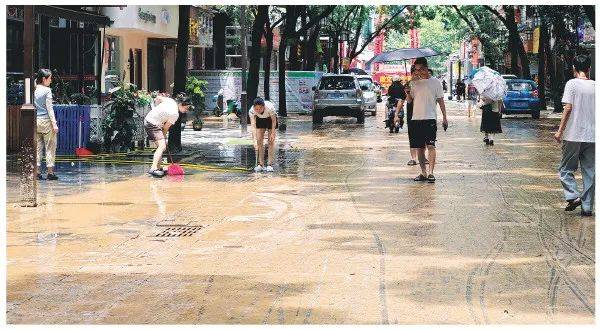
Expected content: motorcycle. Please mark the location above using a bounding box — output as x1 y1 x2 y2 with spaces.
384 97 403 133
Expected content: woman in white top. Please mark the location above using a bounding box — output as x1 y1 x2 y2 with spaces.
143 93 192 178
34 69 59 180
249 98 278 172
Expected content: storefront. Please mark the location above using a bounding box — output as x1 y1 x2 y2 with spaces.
101 5 179 94
6 5 110 153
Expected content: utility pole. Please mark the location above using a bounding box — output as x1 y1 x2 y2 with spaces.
240 5 248 136
20 5 37 207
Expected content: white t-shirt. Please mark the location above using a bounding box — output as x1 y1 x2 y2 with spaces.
410 77 444 120
144 97 180 127
561 78 595 142
249 100 277 119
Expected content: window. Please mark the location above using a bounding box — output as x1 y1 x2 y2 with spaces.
105 35 120 74
319 76 356 90
508 82 535 91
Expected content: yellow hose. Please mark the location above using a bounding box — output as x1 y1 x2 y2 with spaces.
54 157 249 173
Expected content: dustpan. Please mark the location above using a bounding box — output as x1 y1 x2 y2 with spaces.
75 114 94 157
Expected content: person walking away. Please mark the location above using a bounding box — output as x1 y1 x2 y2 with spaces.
250 98 278 172
442 80 448 94
554 54 595 216
467 83 478 118
144 93 193 178
478 96 503 145
455 80 463 101
387 75 405 129
397 57 447 183
34 69 59 180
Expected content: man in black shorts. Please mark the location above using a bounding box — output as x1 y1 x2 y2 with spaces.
398 57 448 183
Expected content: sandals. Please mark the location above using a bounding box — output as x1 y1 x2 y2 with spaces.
148 169 166 178
427 174 436 183
414 174 427 182
407 160 417 166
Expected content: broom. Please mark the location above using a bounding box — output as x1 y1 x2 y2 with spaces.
165 146 185 176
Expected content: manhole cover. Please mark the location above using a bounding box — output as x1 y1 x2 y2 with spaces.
155 225 204 237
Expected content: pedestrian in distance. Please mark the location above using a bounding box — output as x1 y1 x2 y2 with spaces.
467 83 478 118
144 93 193 178
442 80 447 93
250 97 278 172
34 69 59 180
478 96 503 145
386 75 405 130
554 53 595 216
396 57 447 183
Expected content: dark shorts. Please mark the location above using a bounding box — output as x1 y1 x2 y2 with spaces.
411 119 437 148
255 116 278 129
144 121 165 141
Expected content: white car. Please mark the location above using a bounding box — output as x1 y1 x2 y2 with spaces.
355 75 378 116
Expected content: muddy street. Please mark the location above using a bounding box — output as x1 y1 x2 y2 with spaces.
6 101 594 324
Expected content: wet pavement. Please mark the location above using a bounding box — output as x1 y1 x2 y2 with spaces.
6 100 594 324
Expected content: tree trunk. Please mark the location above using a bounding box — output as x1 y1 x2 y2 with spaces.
168 5 190 153
551 19 566 113
332 34 339 73
263 27 274 100
278 36 287 116
504 6 521 77
305 23 321 71
213 12 228 70
537 17 548 109
248 6 268 104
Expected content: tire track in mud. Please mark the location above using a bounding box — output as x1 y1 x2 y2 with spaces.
488 143 594 318
344 163 389 325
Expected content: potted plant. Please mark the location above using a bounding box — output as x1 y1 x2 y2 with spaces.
101 77 139 153
185 76 208 131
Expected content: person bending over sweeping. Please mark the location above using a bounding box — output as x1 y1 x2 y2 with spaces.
250 97 278 172
144 93 193 178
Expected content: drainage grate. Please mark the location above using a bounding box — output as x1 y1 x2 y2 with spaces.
155 225 204 237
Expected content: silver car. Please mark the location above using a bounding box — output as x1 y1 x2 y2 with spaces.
312 74 365 124
356 75 378 116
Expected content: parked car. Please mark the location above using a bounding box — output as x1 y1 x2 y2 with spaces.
356 75 378 116
312 74 365 124
373 81 383 103
502 79 542 119
501 74 518 80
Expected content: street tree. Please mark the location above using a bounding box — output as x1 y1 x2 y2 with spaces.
484 5 531 79
277 5 335 116
168 5 191 153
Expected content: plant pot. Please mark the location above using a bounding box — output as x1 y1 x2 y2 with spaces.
192 119 203 131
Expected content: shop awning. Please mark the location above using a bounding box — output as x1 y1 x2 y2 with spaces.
35 6 112 26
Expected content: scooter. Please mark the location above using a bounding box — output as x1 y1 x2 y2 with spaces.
384 98 403 133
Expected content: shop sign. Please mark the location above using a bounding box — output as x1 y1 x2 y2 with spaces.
532 27 540 54
159 9 170 25
138 7 156 24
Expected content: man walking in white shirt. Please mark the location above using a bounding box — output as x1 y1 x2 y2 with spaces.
554 53 595 216
397 57 448 183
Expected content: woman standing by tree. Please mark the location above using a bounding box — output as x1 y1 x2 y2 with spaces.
34 69 59 180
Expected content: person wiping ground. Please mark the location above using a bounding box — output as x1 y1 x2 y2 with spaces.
144 93 193 178
250 97 278 172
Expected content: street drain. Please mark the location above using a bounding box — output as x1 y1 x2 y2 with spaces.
155 225 204 237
